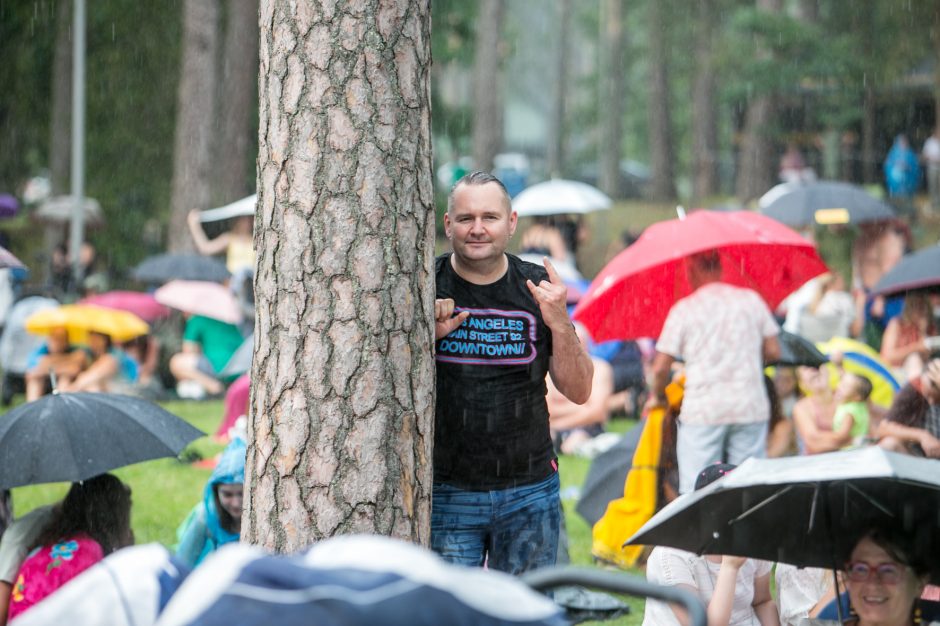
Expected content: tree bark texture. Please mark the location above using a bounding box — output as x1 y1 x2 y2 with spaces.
50 0 72 196
168 0 219 252
734 0 781 203
245 0 435 552
215 0 260 203
471 0 503 172
546 0 570 178
691 0 718 200
647 0 676 201
598 0 624 198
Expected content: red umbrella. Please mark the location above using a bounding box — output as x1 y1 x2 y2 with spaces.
80 290 170 323
572 210 828 341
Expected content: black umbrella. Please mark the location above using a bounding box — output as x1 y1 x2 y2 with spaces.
870 244 940 297
575 426 644 527
772 330 828 368
0 392 204 488
626 447 940 582
761 181 895 227
132 253 230 284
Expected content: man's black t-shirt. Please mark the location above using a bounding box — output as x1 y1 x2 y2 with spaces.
434 253 557 490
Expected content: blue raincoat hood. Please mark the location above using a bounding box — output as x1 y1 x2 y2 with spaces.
203 437 246 547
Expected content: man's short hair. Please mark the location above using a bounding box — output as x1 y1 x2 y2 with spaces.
447 171 511 214
689 250 722 274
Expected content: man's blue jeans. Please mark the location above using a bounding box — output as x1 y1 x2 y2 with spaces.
430 472 560 575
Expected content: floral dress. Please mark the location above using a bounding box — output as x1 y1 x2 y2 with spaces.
8 534 103 620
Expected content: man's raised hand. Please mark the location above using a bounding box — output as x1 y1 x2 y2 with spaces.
525 257 570 330
435 298 469 340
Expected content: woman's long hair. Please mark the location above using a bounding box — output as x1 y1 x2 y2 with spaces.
31 473 132 555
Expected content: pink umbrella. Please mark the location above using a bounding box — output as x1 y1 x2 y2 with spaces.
154 280 242 325
80 290 170 323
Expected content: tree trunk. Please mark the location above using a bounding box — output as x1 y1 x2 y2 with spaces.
862 86 876 184
647 0 676 201
50 0 71 196
167 0 219 253
471 0 503 172
735 0 781 203
598 0 624 197
245 0 435 552
547 0 570 178
215 0 259 203
691 0 718 200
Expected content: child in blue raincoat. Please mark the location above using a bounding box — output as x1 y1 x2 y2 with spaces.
176 437 245 568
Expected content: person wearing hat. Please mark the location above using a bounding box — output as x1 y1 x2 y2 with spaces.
642 463 780 626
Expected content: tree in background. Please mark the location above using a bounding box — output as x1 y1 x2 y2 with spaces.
734 0 781 204
598 0 625 197
168 0 219 253
215 0 259 203
691 0 719 201
245 0 435 550
471 0 504 172
546 0 570 178
647 0 677 200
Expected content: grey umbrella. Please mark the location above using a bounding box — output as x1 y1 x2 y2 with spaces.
761 181 895 226
0 392 204 488
626 447 940 582
870 244 940 297
132 253 230 284
773 330 829 368
220 333 253 379
575 426 644 526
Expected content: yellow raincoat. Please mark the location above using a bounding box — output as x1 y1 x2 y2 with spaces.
591 377 683 568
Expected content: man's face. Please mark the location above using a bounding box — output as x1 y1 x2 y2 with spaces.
444 183 517 265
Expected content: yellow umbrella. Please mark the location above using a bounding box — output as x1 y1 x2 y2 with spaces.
25 304 149 344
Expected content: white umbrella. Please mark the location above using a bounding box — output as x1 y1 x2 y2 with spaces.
198 194 256 223
512 179 612 216
34 195 104 225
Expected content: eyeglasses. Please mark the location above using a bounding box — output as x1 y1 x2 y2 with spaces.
844 561 905 585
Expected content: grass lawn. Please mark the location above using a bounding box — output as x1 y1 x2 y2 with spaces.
7 400 650 623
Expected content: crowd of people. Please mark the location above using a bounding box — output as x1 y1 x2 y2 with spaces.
0 166 936 624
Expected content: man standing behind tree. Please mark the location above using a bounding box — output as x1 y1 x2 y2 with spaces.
646 251 781 494
433 171 593 574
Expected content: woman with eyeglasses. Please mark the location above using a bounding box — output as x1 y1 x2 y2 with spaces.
809 528 937 626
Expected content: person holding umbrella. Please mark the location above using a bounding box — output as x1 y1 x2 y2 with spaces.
646 251 781 494
642 463 780 626
807 527 936 626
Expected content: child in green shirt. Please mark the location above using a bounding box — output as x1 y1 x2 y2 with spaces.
832 372 873 449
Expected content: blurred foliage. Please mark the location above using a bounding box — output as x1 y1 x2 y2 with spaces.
2 0 940 278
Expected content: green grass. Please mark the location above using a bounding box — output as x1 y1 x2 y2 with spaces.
6 402 648 623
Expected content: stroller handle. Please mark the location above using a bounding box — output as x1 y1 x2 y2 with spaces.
521 566 707 626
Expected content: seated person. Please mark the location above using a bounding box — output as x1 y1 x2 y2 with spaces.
24 327 88 400
792 366 839 455
169 314 243 399
176 438 245 567
548 357 613 455
7 474 133 620
831 372 873 449
877 357 940 458
59 331 138 394
643 463 778 626
121 334 163 398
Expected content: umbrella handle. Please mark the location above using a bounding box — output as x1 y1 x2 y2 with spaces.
49 370 58 394
521 566 707 626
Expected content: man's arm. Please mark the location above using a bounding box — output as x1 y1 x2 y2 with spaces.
646 351 676 409
762 334 781 364
527 258 593 404
877 420 940 457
